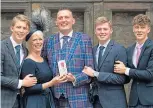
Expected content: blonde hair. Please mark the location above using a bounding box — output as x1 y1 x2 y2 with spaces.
133 14 151 27
11 14 30 29
95 16 112 28
26 30 43 51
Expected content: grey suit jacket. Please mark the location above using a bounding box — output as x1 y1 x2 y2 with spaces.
1 38 27 108
127 38 153 106
93 40 127 108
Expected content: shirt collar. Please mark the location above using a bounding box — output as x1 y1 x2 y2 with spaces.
135 37 148 49
59 30 73 39
98 39 110 48
10 36 22 48
136 42 143 49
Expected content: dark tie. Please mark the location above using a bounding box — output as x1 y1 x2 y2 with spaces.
15 45 21 66
62 36 69 49
98 46 105 68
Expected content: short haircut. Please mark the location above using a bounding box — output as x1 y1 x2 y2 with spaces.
26 30 43 51
95 16 112 28
57 8 73 17
133 14 151 27
11 14 30 29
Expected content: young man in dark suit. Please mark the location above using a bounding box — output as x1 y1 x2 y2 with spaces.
114 14 153 108
82 16 127 108
1 14 37 108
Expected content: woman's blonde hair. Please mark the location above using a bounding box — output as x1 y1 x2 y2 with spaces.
26 30 43 51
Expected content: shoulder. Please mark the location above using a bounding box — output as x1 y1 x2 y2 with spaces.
44 34 57 41
74 32 91 40
112 40 126 50
23 59 36 66
1 38 9 46
44 34 58 43
21 59 38 72
1 38 10 52
43 34 58 48
145 39 153 54
147 38 153 47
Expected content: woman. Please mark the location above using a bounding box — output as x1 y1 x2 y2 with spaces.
21 30 67 108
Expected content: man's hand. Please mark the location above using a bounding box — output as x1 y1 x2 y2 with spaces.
66 73 75 82
22 74 37 87
82 66 94 77
114 61 126 74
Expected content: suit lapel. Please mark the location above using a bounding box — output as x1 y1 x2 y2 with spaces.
66 32 81 63
137 38 150 66
6 38 19 75
93 45 98 71
53 33 61 62
19 45 28 75
98 40 113 70
129 44 136 68
53 32 81 64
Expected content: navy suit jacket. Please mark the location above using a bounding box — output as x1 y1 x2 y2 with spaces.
93 40 127 108
127 38 153 106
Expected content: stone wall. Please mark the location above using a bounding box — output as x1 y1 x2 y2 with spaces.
1 0 153 44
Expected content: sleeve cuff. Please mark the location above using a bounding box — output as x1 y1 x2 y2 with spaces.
125 68 130 76
72 77 76 86
17 80 23 89
93 71 99 78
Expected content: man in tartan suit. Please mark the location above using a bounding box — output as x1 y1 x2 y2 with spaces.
42 8 94 108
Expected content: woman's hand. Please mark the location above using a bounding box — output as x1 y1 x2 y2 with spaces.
51 75 67 85
42 75 67 89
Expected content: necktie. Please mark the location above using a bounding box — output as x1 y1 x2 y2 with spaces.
98 46 105 68
15 45 21 66
136 45 141 65
62 36 69 49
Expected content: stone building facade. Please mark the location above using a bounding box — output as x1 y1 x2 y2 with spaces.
1 0 153 100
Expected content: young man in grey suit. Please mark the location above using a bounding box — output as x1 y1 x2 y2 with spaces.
83 16 127 108
114 14 153 108
1 14 37 108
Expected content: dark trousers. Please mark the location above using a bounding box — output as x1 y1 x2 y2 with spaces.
93 96 103 108
54 95 71 108
12 94 20 108
129 100 153 108
129 104 153 108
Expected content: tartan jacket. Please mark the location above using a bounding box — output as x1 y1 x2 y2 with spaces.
42 32 94 108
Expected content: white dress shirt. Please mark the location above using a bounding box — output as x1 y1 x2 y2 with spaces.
10 36 24 89
59 30 73 48
94 39 110 77
96 39 110 64
125 42 144 76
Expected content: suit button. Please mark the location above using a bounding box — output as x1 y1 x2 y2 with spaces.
137 82 139 84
